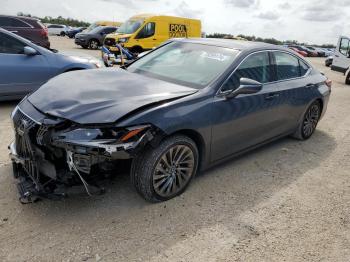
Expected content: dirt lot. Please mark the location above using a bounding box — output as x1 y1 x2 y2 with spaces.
0 37 350 262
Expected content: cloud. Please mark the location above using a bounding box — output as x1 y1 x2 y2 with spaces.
225 0 258 8
278 2 291 9
255 11 279 20
300 1 344 21
173 1 204 18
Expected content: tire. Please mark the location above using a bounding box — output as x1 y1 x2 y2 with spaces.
346 72 350 85
129 46 143 54
131 135 199 202
81 45 88 49
89 39 99 50
60 31 66 37
292 100 321 140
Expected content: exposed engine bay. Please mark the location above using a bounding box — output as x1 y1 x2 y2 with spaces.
9 104 160 203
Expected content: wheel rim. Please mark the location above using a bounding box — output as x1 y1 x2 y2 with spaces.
153 145 195 198
90 41 98 49
303 104 320 138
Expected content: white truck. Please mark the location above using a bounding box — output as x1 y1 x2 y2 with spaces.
331 36 350 84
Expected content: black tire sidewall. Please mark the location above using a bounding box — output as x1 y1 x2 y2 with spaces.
89 39 99 49
131 135 199 202
301 101 321 140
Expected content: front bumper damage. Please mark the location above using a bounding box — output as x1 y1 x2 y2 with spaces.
9 103 157 203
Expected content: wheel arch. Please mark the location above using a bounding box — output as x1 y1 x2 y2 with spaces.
168 129 207 170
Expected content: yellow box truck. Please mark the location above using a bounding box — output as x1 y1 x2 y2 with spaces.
103 14 201 54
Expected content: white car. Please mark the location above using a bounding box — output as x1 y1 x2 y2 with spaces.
331 36 350 84
47 24 70 36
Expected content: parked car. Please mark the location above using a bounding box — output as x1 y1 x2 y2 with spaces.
331 36 350 84
0 28 102 101
67 27 86 38
47 24 70 36
288 45 317 57
9 38 331 203
0 15 50 48
75 26 118 49
306 46 326 57
288 47 307 57
325 56 333 67
320 48 334 57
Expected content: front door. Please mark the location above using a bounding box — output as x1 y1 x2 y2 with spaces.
210 51 285 162
333 36 350 73
0 32 50 98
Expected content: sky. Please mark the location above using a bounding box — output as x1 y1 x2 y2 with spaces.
2 0 350 45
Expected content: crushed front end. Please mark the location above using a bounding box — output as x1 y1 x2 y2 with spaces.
9 101 156 203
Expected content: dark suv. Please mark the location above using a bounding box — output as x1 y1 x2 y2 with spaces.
0 15 50 49
75 26 117 49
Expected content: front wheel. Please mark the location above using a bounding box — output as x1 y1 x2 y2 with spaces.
89 39 99 49
345 72 350 85
131 135 199 202
292 101 321 140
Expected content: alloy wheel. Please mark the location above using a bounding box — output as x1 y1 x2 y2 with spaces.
303 103 320 138
153 145 195 198
90 40 99 49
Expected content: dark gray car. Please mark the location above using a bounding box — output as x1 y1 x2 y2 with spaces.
9 39 331 203
75 26 117 49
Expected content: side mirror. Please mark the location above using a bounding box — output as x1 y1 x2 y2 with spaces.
23 46 37 56
225 78 263 99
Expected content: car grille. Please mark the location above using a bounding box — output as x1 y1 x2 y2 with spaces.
104 37 116 47
12 109 41 181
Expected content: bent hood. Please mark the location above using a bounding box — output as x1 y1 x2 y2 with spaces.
28 68 197 124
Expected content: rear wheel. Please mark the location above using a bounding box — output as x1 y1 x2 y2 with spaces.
292 101 321 140
131 135 199 202
60 31 66 37
345 72 350 85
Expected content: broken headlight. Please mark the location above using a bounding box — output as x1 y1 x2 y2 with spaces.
55 124 151 144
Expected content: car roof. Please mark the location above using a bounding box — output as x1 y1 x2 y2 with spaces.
0 15 38 21
173 38 280 51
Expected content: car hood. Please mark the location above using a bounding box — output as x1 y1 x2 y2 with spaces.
28 68 198 124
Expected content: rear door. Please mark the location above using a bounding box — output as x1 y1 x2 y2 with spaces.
332 36 350 73
0 32 50 98
271 51 315 130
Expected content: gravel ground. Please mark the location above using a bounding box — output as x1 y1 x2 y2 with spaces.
0 37 350 262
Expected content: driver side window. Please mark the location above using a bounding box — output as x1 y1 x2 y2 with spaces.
222 52 271 91
0 32 26 54
135 22 155 39
340 38 350 57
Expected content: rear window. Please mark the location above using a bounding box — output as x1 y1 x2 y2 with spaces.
0 17 30 27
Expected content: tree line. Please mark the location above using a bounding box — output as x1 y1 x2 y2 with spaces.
206 33 335 48
17 12 90 27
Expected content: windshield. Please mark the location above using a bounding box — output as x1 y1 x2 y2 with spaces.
85 23 101 32
117 19 143 34
128 42 239 88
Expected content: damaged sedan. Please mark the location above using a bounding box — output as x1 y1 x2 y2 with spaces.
9 38 331 203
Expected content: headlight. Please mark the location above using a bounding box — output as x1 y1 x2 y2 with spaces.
118 37 129 43
56 125 150 144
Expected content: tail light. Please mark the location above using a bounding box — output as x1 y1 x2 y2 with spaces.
40 27 48 37
325 79 332 90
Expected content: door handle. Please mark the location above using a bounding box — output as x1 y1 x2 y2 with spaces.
265 93 280 100
335 55 339 57
10 30 18 33
153 38 157 40
306 83 315 88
